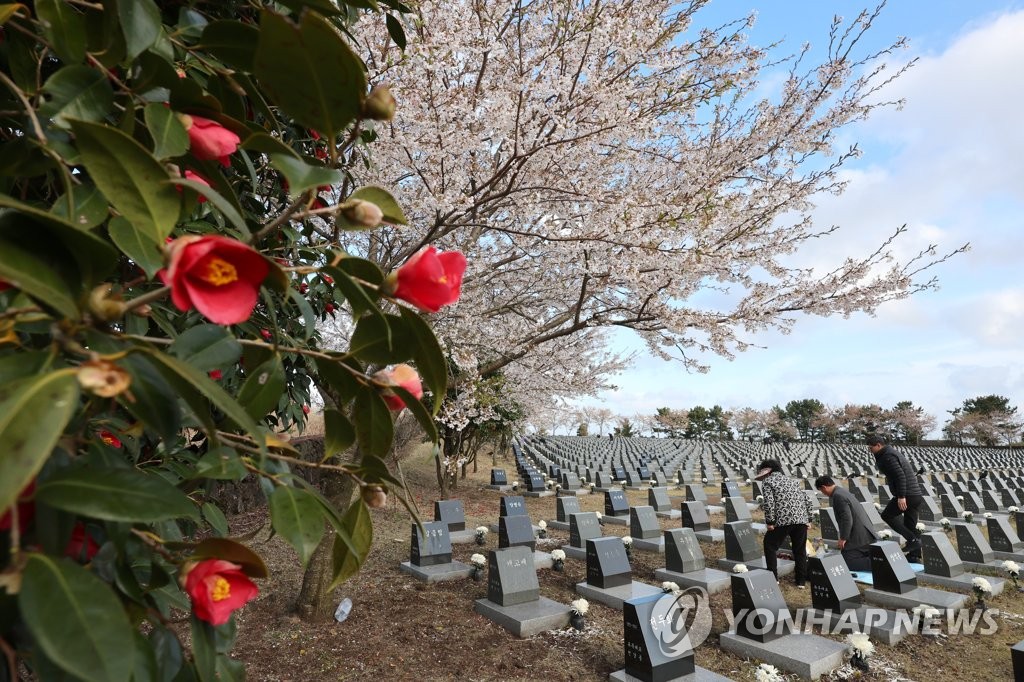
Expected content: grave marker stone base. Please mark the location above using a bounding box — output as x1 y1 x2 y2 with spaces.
915 571 1006 596
803 607 910 646
448 529 476 544
562 545 588 561
631 536 666 554
472 597 571 638
653 567 731 595
548 519 571 532
861 585 968 611
523 489 556 498
692 529 725 543
719 632 846 681
487 484 513 492
575 580 664 611
655 508 682 520
399 560 474 583
715 556 795 577
609 668 733 682
603 515 630 527
557 487 590 496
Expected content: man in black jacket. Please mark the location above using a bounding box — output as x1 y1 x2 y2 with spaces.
868 435 924 562
815 475 878 571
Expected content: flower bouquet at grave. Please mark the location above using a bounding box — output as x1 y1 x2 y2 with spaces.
470 554 486 581
1004 560 1021 591
963 511 975 523
569 598 589 631
475 526 489 546
538 520 548 539
1010 506 1019 513
916 522 927 533
874 502 883 510
622 535 633 559
941 518 953 532
0 1 459 677
551 549 566 572
972 576 993 611
879 529 893 540
661 581 681 595
912 604 943 636
596 512 604 525
847 632 874 672
984 512 993 519
512 481 521 491
754 662 784 682
733 564 749 573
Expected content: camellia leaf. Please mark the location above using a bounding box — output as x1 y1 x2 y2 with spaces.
390 384 438 442
269 486 324 566
108 215 165 278
352 387 393 458
348 313 414 365
69 119 180 244
145 103 189 159
323 408 355 460
329 500 373 590
39 66 115 128
183 538 269 579
339 186 406 227
254 10 367 137
191 616 216 682
236 354 285 421
0 369 78 514
401 307 448 414
19 554 136 682
34 0 85 64
0 237 79 318
385 13 407 50
169 325 242 373
202 502 229 537
313 356 361 406
174 178 250 238
118 0 162 60
193 447 248 481
269 153 343 194
199 20 260 72
118 354 182 444
239 132 299 159
35 467 200 522
50 184 109 229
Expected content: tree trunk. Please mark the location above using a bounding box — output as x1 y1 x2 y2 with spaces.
295 470 357 621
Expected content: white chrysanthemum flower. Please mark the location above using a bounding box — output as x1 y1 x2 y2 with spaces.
570 598 589 616
984 512 993 519
661 581 680 593
879 530 893 540
702 477 708 483
538 520 547 529
754 662 783 682
847 632 874 658
470 553 486 568
1009 506 1019 513
733 564 748 573
724 477 730 482
756 495 764 502
972 576 993 594
475 526 489 534
940 517 951 527
745 478 752 484
916 522 927 532
595 512 603 519
551 549 566 561
622 536 633 546
956 495 964 501
912 603 941 619
873 502 882 509
963 511 974 521
1002 559 1020 576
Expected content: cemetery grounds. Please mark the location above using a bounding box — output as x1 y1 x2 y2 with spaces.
226 442 1024 681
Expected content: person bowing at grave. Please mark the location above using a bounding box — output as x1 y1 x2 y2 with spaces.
868 435 924 563
814 476 878 572
756 459 814 588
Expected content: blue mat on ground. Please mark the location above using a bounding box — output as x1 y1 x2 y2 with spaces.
851 563 924 585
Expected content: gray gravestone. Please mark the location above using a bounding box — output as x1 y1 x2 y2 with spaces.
621 592 696 681
561 471 581 491
819 507 840 543
730 569 792 643
649 487 672 512
921 531 965 577
556 495 581 523
500 495 528 517
569 512 602 548
808 554 860 612
586 536 632 589
526 472 546 492
665 528 705 574
487 546 539 606
490 469 508 486
410 521 452 567
605 489 630 517
630 506 661 540
988 515 1024 553
724 521 761 562
725 496 753 523
869 541 918 594
955 523 994 564
499 515 537 551
681 501 711 532
685 484 708 503
434 499 466 532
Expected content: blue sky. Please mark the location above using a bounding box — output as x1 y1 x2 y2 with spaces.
579 1 1024 436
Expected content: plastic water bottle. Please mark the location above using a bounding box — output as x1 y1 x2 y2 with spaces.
334 597 352 623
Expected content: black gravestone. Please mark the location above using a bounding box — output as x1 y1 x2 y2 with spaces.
410 521 452 567
869 541 918 593
652 472 668 487
681 501 711 532
561 472 582 491
721 481 742 499
724 521 761 562
586 536 632 589
921 531 965 577
819 507 840 541
499 515 536 551
649 487 671 512
808 554 860 612
685 485 708 503
983 490 1002 511
730 570 792 643
626 471 644 487
962 492 984 514
919 496 942 522
487 546 539 606
605 489 630 517
613 465 628 481
595 471 614 488
665 528 705 574
630 506 661 540
557 495 581 523
941 493 965 518
955 523 995 564
623 592 696 682
725 496 752 523
527 472 546 492
988 516 1024 552
434 499 466 532
569 512 602 548
500 495 528 517
490 469 508 486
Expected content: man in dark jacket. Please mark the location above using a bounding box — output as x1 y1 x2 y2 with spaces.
868 435 924 562
815 475 878 571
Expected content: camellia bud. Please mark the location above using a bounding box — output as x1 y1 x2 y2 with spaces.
342 199 384 228
362 85 395 121
77 359 132 398
177 560 198 588
88 284 127 322
362 485 387 508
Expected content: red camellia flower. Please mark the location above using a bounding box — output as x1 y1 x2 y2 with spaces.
180 170 211 203
64 522 100 562
392 246 466 313
373 363 423 411
183 559 259 626
208 369 223 381
158 236 269 325
260 329 272 341
98 430 122 448
0 480 35 533
184 115 240 167
302 405 310 415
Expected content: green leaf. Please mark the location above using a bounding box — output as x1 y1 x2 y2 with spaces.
193 447 248 481
174 178 250 237
327 267 380 318
236 354 285 421
240 132 299 159
323 408 355 459
269 154 343 194
69 119 180 244
184 538 269 579
149 628 184 682
278 0 348 15
169 325 242 372
352 388 393 458
391 384 438 442
36 467 199 522
385 13 407 50
40 66 114 128
191 616 216 682
401 307 448 414
269 486 324 566
0 237 79 317
145 103 189 159
119 354 182 443
0 370 78 513
50 184 109 229
132 630 158 682
202 502 229 537
329 500 373 589
19 555 135 682
313 356 361 406
335 255 385 286
198 20 259 72
287 287 317 341
118 0 162 60
108 216 165 278
338 185 407 229
254 10 367 137
349 313 414 365
35 0 86 64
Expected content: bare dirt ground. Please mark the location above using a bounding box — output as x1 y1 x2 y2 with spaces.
228 446 1024 681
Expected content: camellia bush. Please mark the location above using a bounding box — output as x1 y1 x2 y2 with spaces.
0 1 462 679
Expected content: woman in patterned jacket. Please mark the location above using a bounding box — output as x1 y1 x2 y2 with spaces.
756 458 816 587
